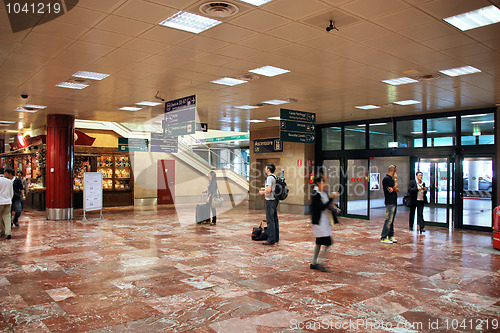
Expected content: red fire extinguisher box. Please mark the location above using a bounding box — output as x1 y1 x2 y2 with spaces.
493 206 500 250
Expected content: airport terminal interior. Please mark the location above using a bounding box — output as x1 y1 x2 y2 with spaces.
1 0 500 331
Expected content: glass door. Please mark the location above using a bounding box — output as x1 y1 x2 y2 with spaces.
461 157 493 229
323 159 343 212
415 157 452 228
346 159 369 219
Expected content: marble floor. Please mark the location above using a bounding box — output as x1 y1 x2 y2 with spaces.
1 202 500 332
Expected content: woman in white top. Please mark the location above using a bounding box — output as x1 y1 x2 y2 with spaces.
310 175 336 272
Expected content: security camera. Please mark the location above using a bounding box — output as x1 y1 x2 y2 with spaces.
326 20 338 32
21 94 29 99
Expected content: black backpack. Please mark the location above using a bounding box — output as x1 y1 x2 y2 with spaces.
272 175 289 201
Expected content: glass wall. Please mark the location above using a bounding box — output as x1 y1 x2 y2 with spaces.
322 127 341 150
369 122 393 149
461 113 494 145
427 117 456 147
345 124 366 150
397 119 423 148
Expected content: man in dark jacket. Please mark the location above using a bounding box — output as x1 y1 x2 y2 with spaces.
381 165 399 244
408 171 427 233
11 170 25 227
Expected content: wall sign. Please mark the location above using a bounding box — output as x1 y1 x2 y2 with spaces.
253 138 283 153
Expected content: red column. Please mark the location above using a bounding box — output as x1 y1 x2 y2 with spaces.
46 114 74 220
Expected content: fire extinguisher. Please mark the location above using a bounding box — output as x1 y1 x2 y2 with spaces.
309 172 314 184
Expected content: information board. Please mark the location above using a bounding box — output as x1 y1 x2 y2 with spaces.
280 108 316 143
118 138 149 152
254 138 283 153
164 94 196 137
83 172 103 212
151 133 178 153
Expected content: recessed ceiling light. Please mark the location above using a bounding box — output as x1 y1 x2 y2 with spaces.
72 71 109 80
249 119 265 123
268 116 281 120
238 0 272 6
462 113 487 118
15 108 37 113
211 78 247 86
381 77 419 85
443 5 500 31
249 66 290 77
22 104 47 109
439 66 481 77
471 120 495 124
159 11 221 34
235 105 259 109
262 99 288 105
355 105 380 110
56 82 89 89
394 100 421 105
135 101 162 107
119 107 142 111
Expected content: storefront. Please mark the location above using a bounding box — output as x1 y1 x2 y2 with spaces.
316 107 497 232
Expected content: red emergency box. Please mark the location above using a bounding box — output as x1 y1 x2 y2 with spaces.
493 206 500 250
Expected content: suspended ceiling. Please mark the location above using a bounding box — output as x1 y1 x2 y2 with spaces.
1 0 500 136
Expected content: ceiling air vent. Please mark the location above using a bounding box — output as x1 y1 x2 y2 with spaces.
415 73 441 81
199 2 239 18
236 73 259 81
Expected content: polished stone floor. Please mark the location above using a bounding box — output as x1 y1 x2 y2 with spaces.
1 203 500 332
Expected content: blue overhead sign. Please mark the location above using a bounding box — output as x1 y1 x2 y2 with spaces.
164 95 196 137
151 133 178 153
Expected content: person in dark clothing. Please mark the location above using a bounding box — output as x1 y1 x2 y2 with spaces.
259 163 279 245
310 175 336 272
205 171 218 225
381 165 399 244
12 170 25 228
408 171 427 233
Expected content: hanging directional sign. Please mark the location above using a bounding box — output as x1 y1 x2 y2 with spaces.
280 108 316 143
150 133 178 153
118 138 149 152
164 95 196 138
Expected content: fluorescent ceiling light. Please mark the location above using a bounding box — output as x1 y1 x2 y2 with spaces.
381 77 419 85
56 82 89 89
443 5 500 31
355 105 380 110
439 66 481 77
249 66 290 77
447 116 457 119
72 71 109 80
135 101 162 107
0 121 15 124
411 130 437 134
394 100 420 105
15 108 37 113
268 117 281 120
249 119 265 123
262 99 288 105
0 124 10 126
211 77 247 86
235 105 259 109
238 0 272 5
471 120 495 124
22 104 47 109
159 11 221 34
462 113 487 118
369 123 387 126
119 107 142 111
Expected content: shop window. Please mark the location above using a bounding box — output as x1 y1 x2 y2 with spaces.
369 122 393 149
345 124 366 150
427 117 456 147
322 127 341 150
460 113 494 146
397 119 423 148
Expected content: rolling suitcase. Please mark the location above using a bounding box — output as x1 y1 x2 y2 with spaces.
196 203 210 224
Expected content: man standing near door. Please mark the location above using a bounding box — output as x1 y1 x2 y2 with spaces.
381 165 399 244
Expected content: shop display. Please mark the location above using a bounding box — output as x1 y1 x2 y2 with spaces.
73 154 132 192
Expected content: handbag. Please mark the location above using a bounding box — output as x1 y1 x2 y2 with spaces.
252 221 268 241
211 188 224 208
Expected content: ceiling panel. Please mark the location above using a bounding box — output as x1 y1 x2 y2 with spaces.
340 0 409 19
266 22 323 42
229 10 291 32
79 29 133 47
113 1 177 24
94 15 154 37
264 0 331 20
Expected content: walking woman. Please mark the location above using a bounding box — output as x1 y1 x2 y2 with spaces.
206 171 218 225
408 171 428 233
310 175 336 272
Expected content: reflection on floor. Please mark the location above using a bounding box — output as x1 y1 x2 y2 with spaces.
1 203 500 332
463 198 492 227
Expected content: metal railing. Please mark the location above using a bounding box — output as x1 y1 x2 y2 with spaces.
176 135 250 181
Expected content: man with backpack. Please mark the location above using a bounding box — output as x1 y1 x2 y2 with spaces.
259 163 280 245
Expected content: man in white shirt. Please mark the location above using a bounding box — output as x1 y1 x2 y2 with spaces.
0 167 14 240
259 163 278 245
